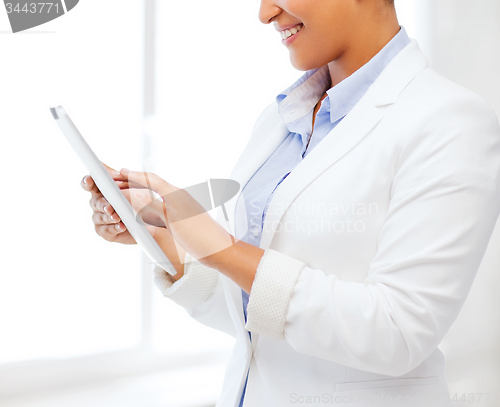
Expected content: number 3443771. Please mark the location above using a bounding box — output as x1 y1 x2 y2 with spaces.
5 3 60 14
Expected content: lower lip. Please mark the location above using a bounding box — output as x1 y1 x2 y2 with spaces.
282 27 302 45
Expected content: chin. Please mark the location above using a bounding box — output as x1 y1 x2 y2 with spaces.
289 53 325 72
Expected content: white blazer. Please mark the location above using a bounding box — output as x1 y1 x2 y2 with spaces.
153 39 500 407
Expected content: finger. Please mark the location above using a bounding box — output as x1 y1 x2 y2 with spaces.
81 175 102 196
92 209 120 226
120 168 176 198
95 222 126 241
126 177 207 225
90 195 112 213
101 161 117 173
107 208 121 223
115 180 150 191
100 161 129 182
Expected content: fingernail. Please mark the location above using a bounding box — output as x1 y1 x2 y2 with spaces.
116 223 122 230
83 176 88 185
103 205 108 213
111 171 121 177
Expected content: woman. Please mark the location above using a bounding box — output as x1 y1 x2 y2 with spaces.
82 0 500 406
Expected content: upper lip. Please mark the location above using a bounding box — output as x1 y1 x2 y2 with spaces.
274 23 303 32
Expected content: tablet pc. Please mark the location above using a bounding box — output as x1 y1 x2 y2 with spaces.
50 105 177 276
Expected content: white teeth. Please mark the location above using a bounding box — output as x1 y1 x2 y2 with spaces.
281 24 303 40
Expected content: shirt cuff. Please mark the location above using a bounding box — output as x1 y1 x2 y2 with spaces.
153 251 219 308
245 249 306 339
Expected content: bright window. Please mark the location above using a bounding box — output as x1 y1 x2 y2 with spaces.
0 1 145 364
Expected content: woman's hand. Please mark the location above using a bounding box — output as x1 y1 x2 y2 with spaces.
118 168 236 267
81 163 136 245
80 163 186 278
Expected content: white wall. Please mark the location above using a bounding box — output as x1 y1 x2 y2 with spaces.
416 0 500 401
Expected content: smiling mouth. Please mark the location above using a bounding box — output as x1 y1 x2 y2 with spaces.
281 24 303 40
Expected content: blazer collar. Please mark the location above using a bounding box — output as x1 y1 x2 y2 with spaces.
218 39 429 251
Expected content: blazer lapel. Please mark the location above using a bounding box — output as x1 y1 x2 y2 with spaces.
258 39 429 250
259 99 386 249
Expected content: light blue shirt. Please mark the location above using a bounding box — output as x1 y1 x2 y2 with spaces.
236 26 410 406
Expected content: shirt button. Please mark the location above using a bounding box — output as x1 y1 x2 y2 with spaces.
252 228 259 237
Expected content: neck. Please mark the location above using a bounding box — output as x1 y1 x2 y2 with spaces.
327 12 400 88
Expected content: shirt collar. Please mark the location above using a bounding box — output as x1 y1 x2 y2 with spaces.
276 26 411 126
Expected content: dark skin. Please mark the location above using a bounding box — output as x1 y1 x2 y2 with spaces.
307 92 329 151
82 0 399 292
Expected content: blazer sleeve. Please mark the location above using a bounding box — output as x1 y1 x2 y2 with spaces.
153 251 237 338
244 93 500 376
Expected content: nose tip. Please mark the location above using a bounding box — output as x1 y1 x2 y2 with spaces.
258 0 281 24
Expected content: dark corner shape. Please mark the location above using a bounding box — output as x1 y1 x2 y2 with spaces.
50 107 59 120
